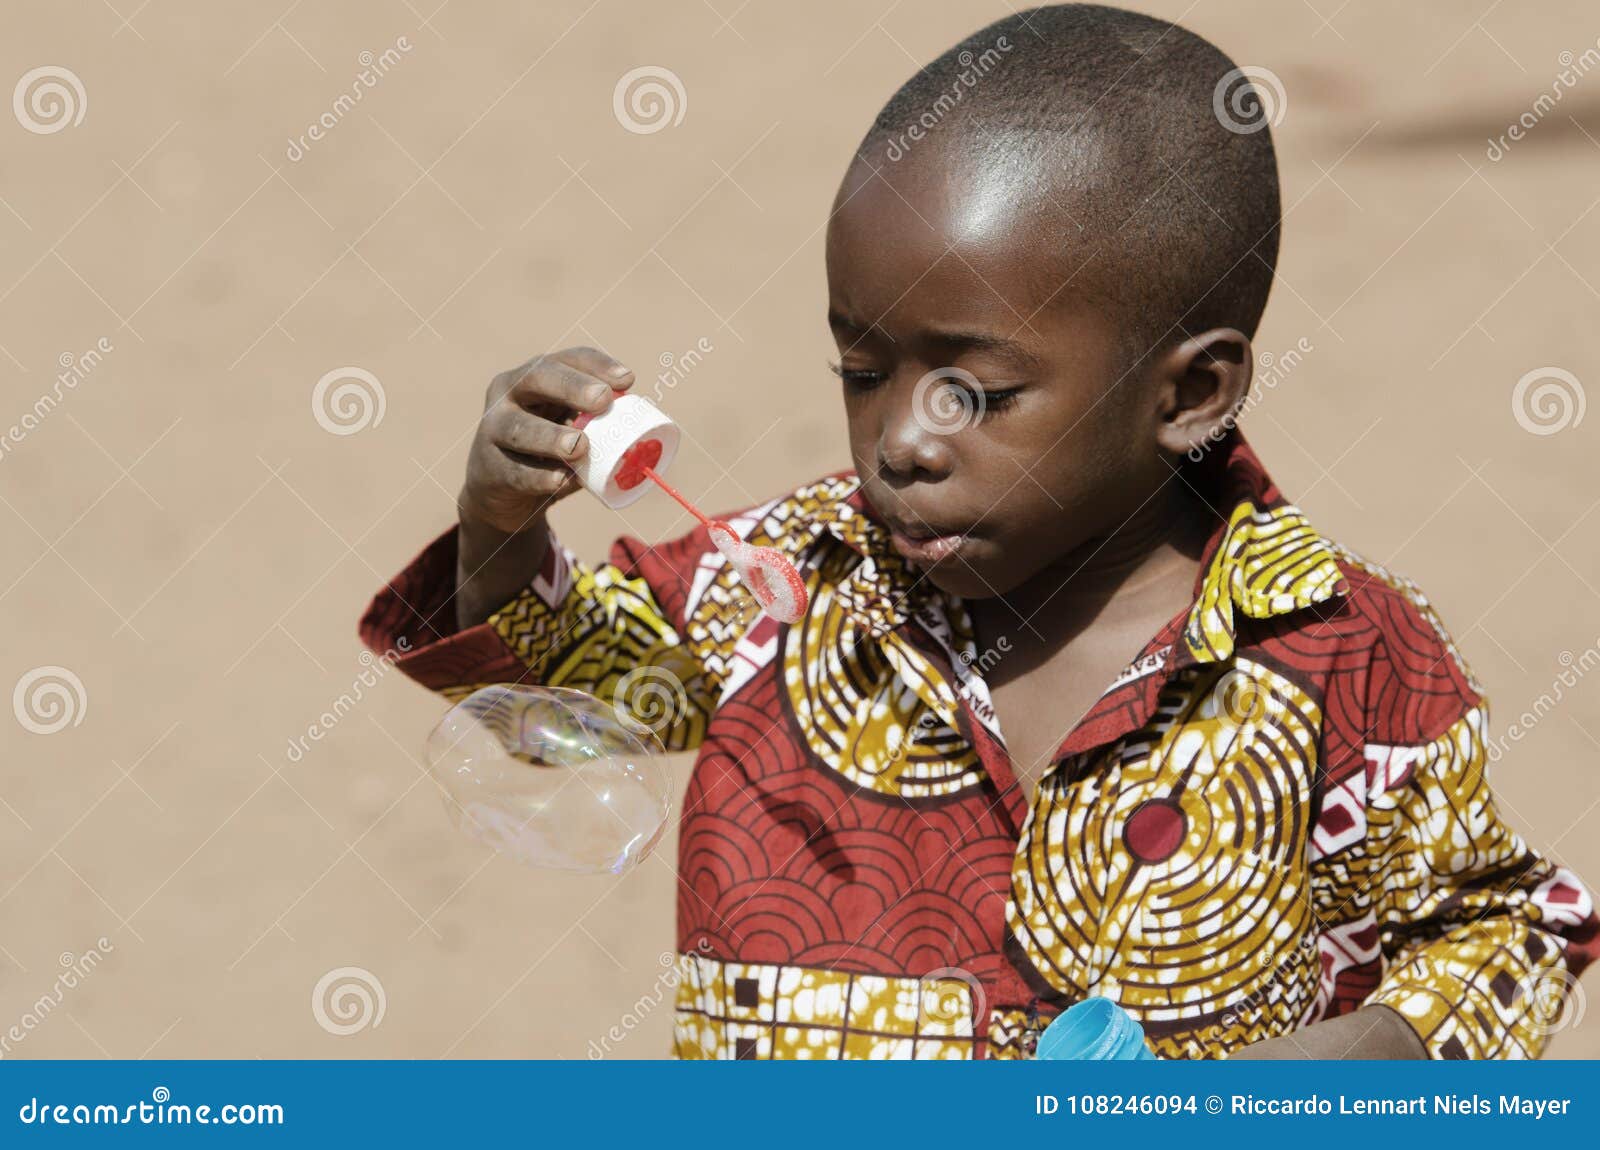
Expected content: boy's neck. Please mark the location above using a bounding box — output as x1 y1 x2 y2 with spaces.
976 482 1213 652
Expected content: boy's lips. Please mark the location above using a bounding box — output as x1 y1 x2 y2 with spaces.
886 525 968 565
861 486 976 565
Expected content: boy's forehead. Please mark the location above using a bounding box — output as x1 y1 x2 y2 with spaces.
826 139 1109 332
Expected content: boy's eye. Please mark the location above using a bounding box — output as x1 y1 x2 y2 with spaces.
825 361 1024 419
927 380 1024 420
981 387 1022 413
828 361 888 390
828 362 1025 416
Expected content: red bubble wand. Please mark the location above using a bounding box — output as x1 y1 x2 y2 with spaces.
577 401 809 624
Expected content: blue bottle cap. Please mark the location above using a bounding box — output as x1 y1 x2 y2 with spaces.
1034 996 1157 1060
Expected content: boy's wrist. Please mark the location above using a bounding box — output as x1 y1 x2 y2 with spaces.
1360 1002 1429 1059
454 509 553 631
455 490 550 539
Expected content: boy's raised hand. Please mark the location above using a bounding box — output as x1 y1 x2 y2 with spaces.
453 347 634 630
458 346 636 534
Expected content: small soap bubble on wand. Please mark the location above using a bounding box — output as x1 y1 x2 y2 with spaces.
633 462 808 625
576 392 809 624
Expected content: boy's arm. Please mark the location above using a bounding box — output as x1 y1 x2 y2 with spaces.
455 514 555 631
1227 1003 1426 1060
1234 581 1598 1061
1353 701 1599 1058
359 344 717 750
360 517 719 753
1231 698 1597 1060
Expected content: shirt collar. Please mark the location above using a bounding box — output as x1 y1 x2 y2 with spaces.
811 430 1348 655
1177 430 1348 662
812 480 932 637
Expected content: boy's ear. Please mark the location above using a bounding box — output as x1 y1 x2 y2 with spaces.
1151 328 1252 457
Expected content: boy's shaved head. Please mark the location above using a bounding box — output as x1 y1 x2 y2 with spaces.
862 3 1280 357
827 4 1276 602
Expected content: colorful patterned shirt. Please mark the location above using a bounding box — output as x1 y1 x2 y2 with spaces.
361 432 1599 1059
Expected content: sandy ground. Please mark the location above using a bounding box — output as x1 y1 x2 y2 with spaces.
1 0 1598 1059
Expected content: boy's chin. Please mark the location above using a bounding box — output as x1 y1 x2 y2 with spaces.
913 556 1030 602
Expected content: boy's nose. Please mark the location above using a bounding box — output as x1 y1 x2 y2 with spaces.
877 394 957 482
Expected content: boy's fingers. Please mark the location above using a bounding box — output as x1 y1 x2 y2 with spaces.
548 469 583 499
551 346 635 389
506 360 615 416
486 450 574 501
487 407 588 462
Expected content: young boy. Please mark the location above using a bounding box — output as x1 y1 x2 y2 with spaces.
361 5 1598 1059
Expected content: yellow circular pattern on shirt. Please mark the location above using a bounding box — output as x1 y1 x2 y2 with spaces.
782 547 984 801
1008 659 1322 1052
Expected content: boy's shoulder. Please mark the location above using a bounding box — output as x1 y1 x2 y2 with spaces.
1316 535 1485 744
1204 435 1484 743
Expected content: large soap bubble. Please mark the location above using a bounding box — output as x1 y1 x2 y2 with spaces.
424 685 672 876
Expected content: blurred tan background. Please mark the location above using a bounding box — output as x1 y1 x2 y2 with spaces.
2 0 1598 1059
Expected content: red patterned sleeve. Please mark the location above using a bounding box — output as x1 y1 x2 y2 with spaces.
359 522 722 750
1352 577 1600 1058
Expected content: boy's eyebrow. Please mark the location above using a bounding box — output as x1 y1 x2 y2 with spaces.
827 309 873 334
916 324 1048 373
827 309 896 354
829 311 1041 366
922 326 1039 361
